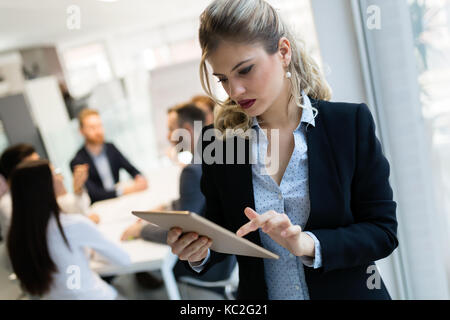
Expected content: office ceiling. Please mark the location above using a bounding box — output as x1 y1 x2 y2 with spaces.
0 0 211 51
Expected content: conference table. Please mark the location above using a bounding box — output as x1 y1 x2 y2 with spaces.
89 165 182 300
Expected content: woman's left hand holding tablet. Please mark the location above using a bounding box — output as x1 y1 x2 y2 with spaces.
167 227 213 263
236 207 314 258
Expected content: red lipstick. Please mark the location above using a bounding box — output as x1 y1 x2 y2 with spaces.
238 99 256 109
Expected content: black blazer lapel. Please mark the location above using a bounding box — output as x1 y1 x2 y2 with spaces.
222 136 262 246
305 100 345 231
221 135 268 299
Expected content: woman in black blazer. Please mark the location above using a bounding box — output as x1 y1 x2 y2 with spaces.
167 0 398 300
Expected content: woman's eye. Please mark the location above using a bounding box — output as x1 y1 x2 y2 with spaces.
239 65 254 75
217 78 228 83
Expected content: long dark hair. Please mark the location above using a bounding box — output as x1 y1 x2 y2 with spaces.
7 160 70 296
0 143 36 179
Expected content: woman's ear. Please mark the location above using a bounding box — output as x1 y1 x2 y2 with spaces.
278 37 292 68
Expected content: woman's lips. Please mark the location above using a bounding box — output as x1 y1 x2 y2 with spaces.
238 99 256 109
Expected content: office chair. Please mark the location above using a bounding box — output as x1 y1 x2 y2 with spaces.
178 264 239 300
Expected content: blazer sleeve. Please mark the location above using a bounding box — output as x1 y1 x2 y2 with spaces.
69 155 82 172
110 143 141 178
172 165 205 214
310 103 399 273
83 179 117 203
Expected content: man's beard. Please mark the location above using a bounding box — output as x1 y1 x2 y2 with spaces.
86 136 104 145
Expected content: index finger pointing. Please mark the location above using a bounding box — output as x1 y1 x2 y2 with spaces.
236 210 278 237
236 220 259 237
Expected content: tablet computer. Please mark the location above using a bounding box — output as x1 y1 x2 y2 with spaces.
132 210 279 259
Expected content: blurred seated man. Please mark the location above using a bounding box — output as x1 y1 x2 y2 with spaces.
71 109 161 288
70 108 148 203
121 103 236 291
191 95 216 126
0 143 99 243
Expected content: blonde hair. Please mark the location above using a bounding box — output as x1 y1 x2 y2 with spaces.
78 108 99 128
191 95 216 112
198 0 331 135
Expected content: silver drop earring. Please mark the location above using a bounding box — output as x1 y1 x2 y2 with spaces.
285 71 292 79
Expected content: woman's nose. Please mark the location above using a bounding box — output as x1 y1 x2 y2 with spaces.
228 80 246 100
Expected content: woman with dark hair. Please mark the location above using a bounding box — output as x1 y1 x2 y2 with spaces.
0 143 98 242
0 143 39 240
7 160 130 299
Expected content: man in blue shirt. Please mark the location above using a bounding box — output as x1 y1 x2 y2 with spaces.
70 109 163 289
70 109 148 204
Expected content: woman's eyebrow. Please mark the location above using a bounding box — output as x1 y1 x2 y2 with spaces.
212 58 253 76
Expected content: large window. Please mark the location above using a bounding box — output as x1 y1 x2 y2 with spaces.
409 0 450 242
353 0 450 299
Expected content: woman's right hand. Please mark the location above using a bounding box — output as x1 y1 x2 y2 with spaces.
167 227 212 263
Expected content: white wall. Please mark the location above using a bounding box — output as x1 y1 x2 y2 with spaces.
0 52 25 97
24 76 79 189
